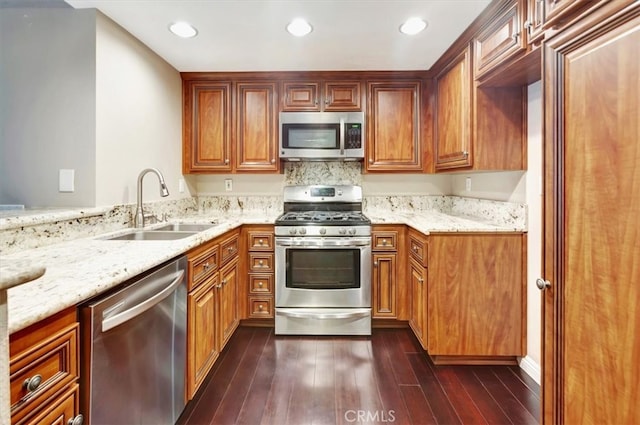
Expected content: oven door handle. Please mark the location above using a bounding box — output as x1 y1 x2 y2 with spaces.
277 310 370 320
276 238 371 247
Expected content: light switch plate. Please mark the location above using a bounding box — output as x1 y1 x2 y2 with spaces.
59 169 75 192
225 178 232 192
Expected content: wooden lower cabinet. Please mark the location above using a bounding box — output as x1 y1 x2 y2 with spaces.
9 308 80 425
427 233 525 363
218 256 240 349
244 225 275 320
409 258 428 349
371 225 407 320
187 273 219 399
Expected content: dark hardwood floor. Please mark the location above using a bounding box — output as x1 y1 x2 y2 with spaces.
177 326 540 425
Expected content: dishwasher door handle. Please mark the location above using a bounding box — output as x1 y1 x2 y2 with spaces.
102 269 185 332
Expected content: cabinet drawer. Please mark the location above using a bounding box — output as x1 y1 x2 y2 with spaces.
189 244 219 290
249 253 274 272
10 322 78 421
19 383 79 425
248 232 274 251
409 234 428 266
220 234 239 266
248 297 273 318
249 274 273 294
373 232 398 251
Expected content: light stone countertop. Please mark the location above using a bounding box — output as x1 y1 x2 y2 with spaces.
3 209 525 335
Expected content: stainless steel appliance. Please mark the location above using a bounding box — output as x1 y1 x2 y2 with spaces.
279 111 365 161
80 256 187 425
275 185 371 335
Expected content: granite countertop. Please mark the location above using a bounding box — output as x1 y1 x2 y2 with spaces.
2 209 524 335
0 260 46 291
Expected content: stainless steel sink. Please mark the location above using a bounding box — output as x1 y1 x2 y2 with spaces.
104 231 197 241
154 223 216 232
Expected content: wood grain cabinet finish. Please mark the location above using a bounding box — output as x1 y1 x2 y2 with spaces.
407 229 428 349
474 0 527 79
427 233 525 363
183 81 233 173
235 82 279 172
282 80 362 111
9 308 79 425
366 80 423 172
542 3 639 423
434 47 473 170
371 225 407 320
245 225 275 319
24 384 80 425
186 272 219 399
218 256 240 348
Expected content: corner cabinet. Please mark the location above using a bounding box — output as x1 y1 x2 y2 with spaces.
366 80 424 172
182 78 279 174
9 308 81 425
427 233 525 363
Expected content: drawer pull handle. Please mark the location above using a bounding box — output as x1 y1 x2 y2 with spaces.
203 262 210 270
258 305 264 310
382 239 388 245
258 239 264 245
23 374 42 392
68 414 84 425
413 245 419 252
258 260 264 266
258 281 264 287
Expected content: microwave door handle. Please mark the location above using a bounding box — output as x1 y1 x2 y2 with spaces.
339 117 345 155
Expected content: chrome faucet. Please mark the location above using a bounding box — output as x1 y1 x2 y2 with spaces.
134 168 170 228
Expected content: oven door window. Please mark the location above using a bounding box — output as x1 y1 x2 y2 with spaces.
286 248 360 290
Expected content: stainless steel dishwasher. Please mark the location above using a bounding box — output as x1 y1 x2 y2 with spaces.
80 256 187 425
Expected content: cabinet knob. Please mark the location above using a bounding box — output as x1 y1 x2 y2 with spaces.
382 239 388 246
23 374 42 392
258 304 264 310
511 32 520 42
373 261 378 267
271 158 276 164
412 245 419 252
536 278 551 290
221 279 227 285
418 277 424 283
369 159 374 164
258 239 264 245
258 281 264 287
68 415 84 425
224 159 230 164
203 262 210 270
258 260 264 266
462 151 469 157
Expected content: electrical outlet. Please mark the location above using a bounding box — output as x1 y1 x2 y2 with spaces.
178 179 185 193
59 169 75 192
465 177 472 192
225 178 233 192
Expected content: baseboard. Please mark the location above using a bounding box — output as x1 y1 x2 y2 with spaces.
519 355 541 385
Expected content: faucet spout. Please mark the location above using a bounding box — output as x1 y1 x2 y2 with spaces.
134 168 170 228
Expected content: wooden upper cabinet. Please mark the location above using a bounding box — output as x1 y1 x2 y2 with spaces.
543 0 608 28
434 46 472 170
183 81 233 173
235 82 279 172
525 0 546 44
366 80 423 172
281 80 362 111
474 0 527 79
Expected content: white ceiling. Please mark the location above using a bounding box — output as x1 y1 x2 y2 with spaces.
62 0 491 72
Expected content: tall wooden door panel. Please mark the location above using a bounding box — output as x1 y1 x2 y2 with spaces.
219 257 239 349
372 253 396 318
235 82 279 172
543 5 639 423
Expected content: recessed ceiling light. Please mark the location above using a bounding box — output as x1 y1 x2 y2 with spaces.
400 17 427 35
169 22 198 38
286 18 313 37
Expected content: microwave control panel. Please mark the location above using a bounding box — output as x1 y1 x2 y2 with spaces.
345 123 362 149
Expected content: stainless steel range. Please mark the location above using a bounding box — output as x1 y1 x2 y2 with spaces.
275 185 372 335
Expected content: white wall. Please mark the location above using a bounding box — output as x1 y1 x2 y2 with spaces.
95 13 186 206
450 171 526 203
0 8 97 207
523 81 543 381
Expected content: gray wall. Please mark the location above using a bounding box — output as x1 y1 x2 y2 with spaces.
0 8 97 207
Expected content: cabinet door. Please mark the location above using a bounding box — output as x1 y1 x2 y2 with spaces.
282 82 320 111
543 7 639 424
235 82 279 171
218 257 239 350
187 275 219 399
372 253 396 318
474 1 527 79
434 47 472 170
525 0 546 43
183 82 232 173
23 384 79 425
427 234 524 358
367 81 422 171
409 258 427 350
323 81 362 111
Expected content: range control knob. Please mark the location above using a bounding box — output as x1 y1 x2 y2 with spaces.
299 228 307 235
288 228 297 235
339 228 347 235
319 228 327 235
348 228 357 235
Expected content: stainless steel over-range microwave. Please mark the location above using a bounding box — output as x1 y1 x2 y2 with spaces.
279 111 364 161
